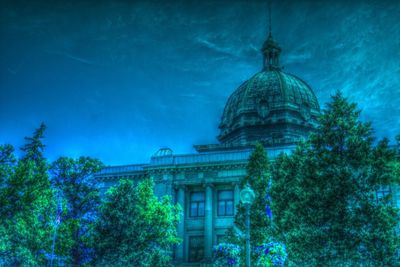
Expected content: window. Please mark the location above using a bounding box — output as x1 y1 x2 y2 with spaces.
376 186 391 203
190 192 205 217
218 190 234 216
189 236 204 262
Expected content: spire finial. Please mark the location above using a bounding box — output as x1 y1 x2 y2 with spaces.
268 0 272 37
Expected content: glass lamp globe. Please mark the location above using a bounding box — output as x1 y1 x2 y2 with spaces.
240 184 255 205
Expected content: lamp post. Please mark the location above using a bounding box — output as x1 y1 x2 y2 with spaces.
240 184 255 267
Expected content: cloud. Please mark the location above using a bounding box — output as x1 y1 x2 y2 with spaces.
42 49 96 66
194 37 237 57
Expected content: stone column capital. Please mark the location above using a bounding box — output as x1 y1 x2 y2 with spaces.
174 183 187 191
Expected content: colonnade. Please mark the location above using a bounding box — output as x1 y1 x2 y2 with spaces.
174 182 240 263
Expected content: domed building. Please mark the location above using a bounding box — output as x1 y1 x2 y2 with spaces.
218 34 320 146
195 32 320 154
219 71 320 145
96 22 320 266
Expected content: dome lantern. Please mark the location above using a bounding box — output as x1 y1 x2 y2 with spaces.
262 34 281 71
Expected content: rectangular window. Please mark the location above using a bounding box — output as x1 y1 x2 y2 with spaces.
218 190 234 216
189 236 204 262
190 192 205 217
376 186 391 203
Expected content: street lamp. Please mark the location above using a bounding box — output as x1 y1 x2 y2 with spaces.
240 184 255 267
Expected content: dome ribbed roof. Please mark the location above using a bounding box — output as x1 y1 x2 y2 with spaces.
218 70 320 145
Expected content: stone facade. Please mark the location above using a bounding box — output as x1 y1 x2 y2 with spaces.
95 145 295 265
95 144 400 266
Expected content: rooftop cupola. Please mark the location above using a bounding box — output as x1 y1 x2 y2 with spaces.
262 33 281 71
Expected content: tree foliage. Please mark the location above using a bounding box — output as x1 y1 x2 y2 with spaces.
92 178 181 266
270 92 400 266
50 156 104 266
391 134 400 184
0 144 16 182
0 123 56 266
227 142 273 260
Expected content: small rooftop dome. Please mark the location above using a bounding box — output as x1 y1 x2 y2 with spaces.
153 147 173 157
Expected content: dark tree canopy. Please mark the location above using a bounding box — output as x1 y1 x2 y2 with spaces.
50 156 104 266
20 122 46 166
227 142 273 261
270 92 400 266
0 124 55 266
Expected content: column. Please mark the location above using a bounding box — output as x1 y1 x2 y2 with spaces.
175 185 185 262
234 182 240 215
245 204 251 267
204 183 213 260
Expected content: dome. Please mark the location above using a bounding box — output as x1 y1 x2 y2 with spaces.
153 147 173 157
218 69 320 145
216 28 321 146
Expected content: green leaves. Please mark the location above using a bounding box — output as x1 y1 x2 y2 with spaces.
50 156 103 265
92 178 181 266
228 142 274 261
0 124 55 266
271 92 400 266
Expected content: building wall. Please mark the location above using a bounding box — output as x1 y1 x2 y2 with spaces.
95 144 400 265
151 166 246 264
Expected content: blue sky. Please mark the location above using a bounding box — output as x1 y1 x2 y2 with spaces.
1 0 399 165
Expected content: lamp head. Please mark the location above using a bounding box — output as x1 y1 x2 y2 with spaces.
240 184 255 205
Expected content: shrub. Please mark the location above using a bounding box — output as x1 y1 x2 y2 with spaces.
213 243 241 267
255 242 287 267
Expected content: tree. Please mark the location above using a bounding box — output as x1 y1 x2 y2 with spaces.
270 92 400 266
392 134 400 184
50 156 103 266
0 144 16 182
0 144 16 206
0 123 56 266
270 144 326 266
92 178 181 266
0 144 16 264
227 142 273 260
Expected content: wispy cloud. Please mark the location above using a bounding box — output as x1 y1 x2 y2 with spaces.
42 49 96 66
194 37 237 57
